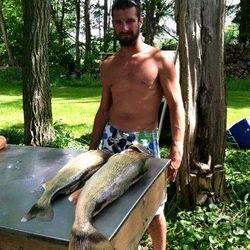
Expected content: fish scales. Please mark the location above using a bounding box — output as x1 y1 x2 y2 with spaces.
69 145 151 250
21 150 111 222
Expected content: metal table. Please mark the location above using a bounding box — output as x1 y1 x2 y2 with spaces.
0 145 170 250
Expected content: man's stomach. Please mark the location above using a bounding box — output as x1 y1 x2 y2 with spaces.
109 108 158 132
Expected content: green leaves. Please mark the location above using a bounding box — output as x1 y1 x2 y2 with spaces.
168 201 249 249
167 148 250 249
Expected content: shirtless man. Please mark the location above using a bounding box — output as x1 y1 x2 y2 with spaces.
69 0 185 249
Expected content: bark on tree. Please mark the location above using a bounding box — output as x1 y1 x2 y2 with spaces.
50 0 65 45
103 0 109 51
22 0 54 146
103 0 108 37
84 0 91 64
176 0 226 208
0 0 16 66
238 0 250 43
75 0 80 68
143 0 158 45
143 0 167 45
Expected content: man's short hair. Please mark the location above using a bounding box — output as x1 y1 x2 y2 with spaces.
112 0 141 19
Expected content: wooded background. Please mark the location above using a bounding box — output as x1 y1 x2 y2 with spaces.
1 0 249 72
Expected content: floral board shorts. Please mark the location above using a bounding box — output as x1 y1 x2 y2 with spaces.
101 123 167 215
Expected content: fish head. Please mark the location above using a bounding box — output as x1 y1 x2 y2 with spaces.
127 143 152 157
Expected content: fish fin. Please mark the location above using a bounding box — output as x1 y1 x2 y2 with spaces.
42 181 48 190
21 203 53 222
68 188 82 204
69 222 114 250
128 143 152 156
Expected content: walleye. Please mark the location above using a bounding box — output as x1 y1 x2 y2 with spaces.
21 150 112 222
69 144 151 250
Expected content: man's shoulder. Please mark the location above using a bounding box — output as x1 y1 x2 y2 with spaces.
101 53 115 65
150 48 172 62
152 49 176 72
101 53 120 71
143 45 173 64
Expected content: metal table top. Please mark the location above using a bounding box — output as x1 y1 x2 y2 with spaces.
0 145 170 244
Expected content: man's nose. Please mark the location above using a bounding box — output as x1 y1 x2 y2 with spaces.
121 22 130 31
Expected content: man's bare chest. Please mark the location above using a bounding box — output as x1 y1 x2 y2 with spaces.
107 59 159 91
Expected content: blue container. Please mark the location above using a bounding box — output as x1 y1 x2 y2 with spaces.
228 118 250 149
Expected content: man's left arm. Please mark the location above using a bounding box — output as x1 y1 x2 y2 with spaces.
158 51 185 182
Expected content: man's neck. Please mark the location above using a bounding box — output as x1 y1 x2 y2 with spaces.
118 38 147 57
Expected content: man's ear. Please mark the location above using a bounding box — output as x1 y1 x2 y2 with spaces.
139 17 143 27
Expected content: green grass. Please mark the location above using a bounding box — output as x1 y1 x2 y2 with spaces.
226 77 250 127
226 77 250 91
227 91 250 127
1 71 249 140
52 86 101 138
0 79 102 142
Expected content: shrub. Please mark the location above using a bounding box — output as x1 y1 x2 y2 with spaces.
46 121 89 150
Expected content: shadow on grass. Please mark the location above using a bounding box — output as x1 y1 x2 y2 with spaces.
0 122 92 150
51 86 101 100
0 124 24 144
0 100 22 108
0 79 101 102
226 91 250 109
0 86 22 96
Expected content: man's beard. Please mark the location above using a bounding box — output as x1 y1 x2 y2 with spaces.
115 27 140 47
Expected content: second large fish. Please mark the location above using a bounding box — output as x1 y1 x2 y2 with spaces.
21 150 112 222
69 144 151 250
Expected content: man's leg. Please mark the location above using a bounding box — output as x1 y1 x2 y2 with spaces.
147 213 167 250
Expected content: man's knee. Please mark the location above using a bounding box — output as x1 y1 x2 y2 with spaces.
149 213 166 229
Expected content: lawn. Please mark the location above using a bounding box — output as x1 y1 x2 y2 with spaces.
0 82 101 140
227 91 250 127
1 71 250 140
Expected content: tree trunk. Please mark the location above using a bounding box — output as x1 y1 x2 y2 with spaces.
75 0 80 69
84 0 91 65
103 0 108 37
143 0 157 45
0 0 16 66
176 0 226 208
50 0 65 46
103 0 108 51
143 0 166 45
22 0 54 146
238 0 250 43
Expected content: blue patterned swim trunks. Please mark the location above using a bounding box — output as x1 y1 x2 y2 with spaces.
101 123 160 158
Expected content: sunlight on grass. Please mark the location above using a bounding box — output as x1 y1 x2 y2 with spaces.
0 93 23 128
227 91 250 127
0 76 249 139
51 86 101 137
0 85 101 138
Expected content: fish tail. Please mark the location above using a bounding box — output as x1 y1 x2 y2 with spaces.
69 222 113 250
21 203 53 222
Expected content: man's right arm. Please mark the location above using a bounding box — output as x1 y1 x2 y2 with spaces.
89 62 112 150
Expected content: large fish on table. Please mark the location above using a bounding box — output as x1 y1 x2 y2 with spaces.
69 144 151 250
21 150 112 222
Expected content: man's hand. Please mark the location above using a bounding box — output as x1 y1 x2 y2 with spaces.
167 148 182 182
167 160 180 182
